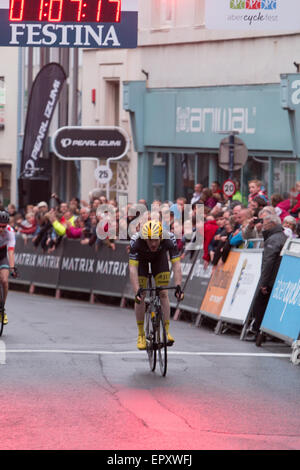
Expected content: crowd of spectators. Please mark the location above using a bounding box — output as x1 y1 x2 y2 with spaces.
5 179 300 264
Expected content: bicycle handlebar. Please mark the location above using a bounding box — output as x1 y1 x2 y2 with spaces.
139 286 179 294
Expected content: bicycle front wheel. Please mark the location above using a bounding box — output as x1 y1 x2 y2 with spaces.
145 308 156 372
157 311 167 377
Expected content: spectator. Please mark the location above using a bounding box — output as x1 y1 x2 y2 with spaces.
232 180 244 204
200 188 217 209
203 215 218 267
232 203 243 228
248 179 268 204
242 206 275 241
290 181 300 217
249 195 268 217
7 203 17 217
79 206 92 238
169 197 185 222
190 183 203 205
212 216 236 266
51 208 76 237
208 213 226 262
248 212 287 338
18 211 37 235
211 181 223 203
282 215 297 238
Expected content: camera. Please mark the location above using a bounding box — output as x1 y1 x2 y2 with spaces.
253 218 263 225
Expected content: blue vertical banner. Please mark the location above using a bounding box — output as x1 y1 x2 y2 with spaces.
261 254 300 342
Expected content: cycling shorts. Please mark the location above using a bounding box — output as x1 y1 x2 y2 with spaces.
137 253 170 288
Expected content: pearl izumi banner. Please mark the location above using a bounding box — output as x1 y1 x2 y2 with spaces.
20 62 66 178
205 0 300 31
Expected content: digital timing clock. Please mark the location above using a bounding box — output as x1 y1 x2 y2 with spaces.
9 0 121 23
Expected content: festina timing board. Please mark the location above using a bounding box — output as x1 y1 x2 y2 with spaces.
0 0 138 48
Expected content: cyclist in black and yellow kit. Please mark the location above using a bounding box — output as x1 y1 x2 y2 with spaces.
129 220 184 350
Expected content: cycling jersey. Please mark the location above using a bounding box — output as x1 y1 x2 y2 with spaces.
129 231 180 287
0 225 15 267
0 225 16 251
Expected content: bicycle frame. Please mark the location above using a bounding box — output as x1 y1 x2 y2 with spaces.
141 283 177 377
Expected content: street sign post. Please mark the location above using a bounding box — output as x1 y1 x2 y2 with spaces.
218 134 248 177
0 0 138 48
52 125 130 198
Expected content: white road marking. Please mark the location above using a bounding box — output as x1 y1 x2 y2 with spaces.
2 349 291 358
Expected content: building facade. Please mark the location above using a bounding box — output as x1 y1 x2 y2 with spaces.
0 47 19 206
80 0 300 203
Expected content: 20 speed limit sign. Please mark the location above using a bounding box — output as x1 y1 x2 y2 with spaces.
222 179 236 197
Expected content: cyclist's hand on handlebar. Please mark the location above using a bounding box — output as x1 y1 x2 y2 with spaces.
135 288 143 304
175 285 184 301
9 267 18 279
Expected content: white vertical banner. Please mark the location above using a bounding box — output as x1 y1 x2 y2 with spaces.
205 0 300 31
220 251 262 324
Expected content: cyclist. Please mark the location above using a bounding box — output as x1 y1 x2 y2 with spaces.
0 210 17 324
129 219 184 350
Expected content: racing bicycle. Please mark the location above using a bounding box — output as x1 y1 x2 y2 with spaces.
139 275 180 377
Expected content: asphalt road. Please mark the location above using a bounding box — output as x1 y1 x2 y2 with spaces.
0 289 299 451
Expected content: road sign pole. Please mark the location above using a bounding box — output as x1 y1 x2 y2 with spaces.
229 133 235 181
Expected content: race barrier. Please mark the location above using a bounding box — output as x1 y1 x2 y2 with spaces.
170 249 212 316
13 236 262 328
12 235 300 362
260 238 300 348
199 249 263 335
13 236 129 299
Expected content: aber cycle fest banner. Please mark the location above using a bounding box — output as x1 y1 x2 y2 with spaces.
206 0 300 31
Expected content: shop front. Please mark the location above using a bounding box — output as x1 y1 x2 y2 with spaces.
123 81 297 203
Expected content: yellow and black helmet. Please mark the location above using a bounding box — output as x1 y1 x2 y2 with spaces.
141 220 163 239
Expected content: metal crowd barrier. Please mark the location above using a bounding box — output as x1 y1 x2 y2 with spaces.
11 234 300 361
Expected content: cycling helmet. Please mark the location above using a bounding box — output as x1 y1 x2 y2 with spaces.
141 220 162 239
0 210 9 225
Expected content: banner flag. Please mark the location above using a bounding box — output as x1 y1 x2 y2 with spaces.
206 0 300 31
20 62 67 179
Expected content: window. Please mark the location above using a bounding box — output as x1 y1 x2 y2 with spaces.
161 0 174 24
151 0 175 28
194 0 205 26
105 79 120 126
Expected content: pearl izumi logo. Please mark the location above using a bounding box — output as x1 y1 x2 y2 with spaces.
230 1 277 9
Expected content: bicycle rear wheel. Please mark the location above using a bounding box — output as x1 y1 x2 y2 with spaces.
145 307 156 372
157 309 167 377
0 284 4 337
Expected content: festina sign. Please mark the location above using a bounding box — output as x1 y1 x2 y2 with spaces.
0 0 138 48
52 126 130 161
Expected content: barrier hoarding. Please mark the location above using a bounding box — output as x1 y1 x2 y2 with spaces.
170 250 212 313
92 241 129 297
14 235 63 287
57 238 96 292
199 251 240 320
220 250 262 325
260 239 300 344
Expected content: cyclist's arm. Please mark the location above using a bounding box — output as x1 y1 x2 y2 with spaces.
129 234 140 293
172 258 182 287
129 260 140 293
7 247 15 270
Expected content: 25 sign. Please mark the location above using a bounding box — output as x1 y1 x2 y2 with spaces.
9 0 121 23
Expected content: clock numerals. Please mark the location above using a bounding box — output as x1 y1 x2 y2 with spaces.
9 0 122 23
